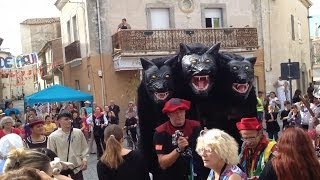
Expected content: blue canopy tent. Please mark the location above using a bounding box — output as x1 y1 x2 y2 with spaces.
24 85 93 105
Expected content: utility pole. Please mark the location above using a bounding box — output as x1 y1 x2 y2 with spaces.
287 59 293 104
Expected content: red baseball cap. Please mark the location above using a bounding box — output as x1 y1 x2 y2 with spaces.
162 98 191 114
236 117 262 131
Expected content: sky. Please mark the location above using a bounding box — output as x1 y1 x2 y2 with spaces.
0 0 319 55
0 0 60 55
310 0 320 38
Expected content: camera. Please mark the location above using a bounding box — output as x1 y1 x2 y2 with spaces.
172 130 183 146
171 130 192 157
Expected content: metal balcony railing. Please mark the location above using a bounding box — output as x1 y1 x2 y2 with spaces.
112 28 258 53
65 40 81 62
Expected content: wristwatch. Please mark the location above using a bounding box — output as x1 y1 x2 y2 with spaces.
175 147 182 154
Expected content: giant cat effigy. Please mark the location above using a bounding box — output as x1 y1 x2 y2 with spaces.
137 43 257 179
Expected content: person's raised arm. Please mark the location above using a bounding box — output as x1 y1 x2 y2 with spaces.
157 136 189 170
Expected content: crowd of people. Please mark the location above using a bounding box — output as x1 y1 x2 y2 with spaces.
0 99 139 180
1 81 320 179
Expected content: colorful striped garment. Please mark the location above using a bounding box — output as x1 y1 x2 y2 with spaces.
207 165 247 180
239 136 277 179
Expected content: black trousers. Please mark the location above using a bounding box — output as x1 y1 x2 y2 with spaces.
94 135 105 158
71 170 83 180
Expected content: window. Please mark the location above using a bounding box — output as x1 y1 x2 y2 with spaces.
72 15 78 41
149 8 170 29
75 80 80 90
67 20 71 44
297 20 302 42
204 8 222 28
291 15 295 40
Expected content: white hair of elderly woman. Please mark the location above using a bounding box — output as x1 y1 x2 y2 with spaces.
0 116 14 128
196 128 239 165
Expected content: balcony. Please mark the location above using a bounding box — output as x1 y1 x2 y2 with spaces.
111 28 259 71
65 40 81 63
112 28 258 54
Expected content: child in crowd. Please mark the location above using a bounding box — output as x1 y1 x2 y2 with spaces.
15 122 25 139
124 111 138 143
43 115 56 136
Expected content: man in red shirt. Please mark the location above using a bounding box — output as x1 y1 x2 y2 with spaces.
153 98 208 180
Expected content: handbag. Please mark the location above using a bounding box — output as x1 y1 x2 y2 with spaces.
60 128 75 177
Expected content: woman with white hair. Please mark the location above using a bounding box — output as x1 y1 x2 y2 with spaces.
196 128 247 180
0 116 21 139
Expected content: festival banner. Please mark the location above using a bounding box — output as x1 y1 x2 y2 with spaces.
0 52 38 69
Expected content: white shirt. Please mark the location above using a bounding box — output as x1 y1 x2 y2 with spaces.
47 128 88 174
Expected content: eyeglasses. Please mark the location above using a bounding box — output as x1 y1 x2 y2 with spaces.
241 136 259 142
197 147 213 155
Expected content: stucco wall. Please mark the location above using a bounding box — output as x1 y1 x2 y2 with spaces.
60 2 90 59
20 22 61 54
259 0 311 94
20 25 32 53
20 21 61 96
100 0 255 53
63 53 139 125
59 0 311 117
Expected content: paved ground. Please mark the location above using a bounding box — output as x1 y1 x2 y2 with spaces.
83 154 99 180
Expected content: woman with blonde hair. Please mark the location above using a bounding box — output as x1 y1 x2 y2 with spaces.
3 148 72 180
196 128 246 180
0 167 43 180
96 124 150 180
3 148 52 175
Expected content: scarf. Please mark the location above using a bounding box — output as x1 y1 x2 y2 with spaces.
94 112 103 119
239 135 269 178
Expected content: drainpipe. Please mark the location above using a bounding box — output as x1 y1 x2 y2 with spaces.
307 9 313 81
266 0 272 72
96 0 106 106
57 65 64 85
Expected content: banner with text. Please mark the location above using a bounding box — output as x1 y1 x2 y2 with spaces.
0 53 38 69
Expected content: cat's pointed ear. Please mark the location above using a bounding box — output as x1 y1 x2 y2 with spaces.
164 55 178 67
140 58 155 70
218 52 233 65
179 43 191 56
246 57 257 66
206 43 220 55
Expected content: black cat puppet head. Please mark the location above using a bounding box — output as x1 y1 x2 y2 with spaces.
140 55 177 104
219 52 256 99
179 43 220 96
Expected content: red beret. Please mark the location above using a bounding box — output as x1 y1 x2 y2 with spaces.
162 98 191 114
236 117 262 131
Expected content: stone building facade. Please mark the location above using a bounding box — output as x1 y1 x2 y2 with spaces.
254 0 312 94
55 0 312 123
20 17 61 95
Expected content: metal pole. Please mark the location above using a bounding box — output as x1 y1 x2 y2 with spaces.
96 0 106 106
288 59 293 104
